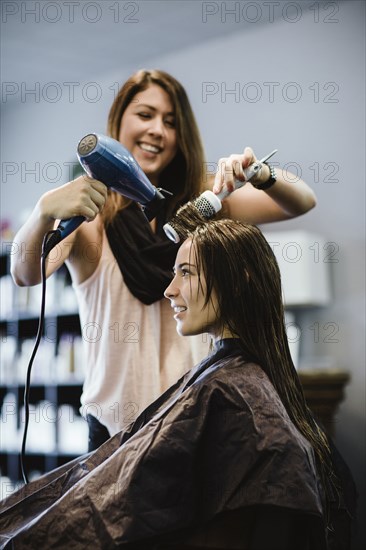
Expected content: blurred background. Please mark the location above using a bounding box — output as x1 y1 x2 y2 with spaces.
1 1 365 547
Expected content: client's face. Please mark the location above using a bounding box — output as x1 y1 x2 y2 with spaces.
164 239 222 339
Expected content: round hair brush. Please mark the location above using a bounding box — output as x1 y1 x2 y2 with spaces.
163 150 277 243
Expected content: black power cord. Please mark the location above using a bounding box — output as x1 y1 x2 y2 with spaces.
20 229 61 484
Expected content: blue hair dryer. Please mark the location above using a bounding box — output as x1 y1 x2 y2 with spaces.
44 133 167 256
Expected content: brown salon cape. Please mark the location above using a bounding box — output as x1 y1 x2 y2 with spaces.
0 339 329 549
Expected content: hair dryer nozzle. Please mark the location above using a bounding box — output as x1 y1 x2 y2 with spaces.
142 188 166 221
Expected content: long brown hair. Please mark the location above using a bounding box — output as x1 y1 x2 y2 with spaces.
190 219 337 519
102 69 205 223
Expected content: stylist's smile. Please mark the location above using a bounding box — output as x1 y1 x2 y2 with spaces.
138 142 163 154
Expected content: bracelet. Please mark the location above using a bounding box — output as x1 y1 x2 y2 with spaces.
252 162 277 190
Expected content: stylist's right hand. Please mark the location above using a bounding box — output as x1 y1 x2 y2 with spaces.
39 175 108 222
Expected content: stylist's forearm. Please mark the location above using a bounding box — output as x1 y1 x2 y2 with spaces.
263 169 317 216
10 201 56 286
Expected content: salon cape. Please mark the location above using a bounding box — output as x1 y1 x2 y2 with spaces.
0 339 327 549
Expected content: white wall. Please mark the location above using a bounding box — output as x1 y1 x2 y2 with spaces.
1 1 365 546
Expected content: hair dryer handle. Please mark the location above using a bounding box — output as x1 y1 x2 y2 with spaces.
57 216 86 240
43 215 85 258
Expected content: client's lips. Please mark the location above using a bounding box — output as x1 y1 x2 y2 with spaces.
173 306 187 313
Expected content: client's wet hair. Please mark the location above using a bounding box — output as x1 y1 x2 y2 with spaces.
189 219 338 521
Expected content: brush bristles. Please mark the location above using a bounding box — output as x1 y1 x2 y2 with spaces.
193 195 218 218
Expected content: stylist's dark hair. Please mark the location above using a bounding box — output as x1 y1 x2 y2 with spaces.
103 69 205 222
190 219 338 521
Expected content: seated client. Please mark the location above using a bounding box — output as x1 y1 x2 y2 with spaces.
0 220 354 549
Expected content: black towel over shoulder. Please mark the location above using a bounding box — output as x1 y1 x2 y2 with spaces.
105 203 179 305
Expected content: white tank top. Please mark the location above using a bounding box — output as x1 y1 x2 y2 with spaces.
73 230 209 435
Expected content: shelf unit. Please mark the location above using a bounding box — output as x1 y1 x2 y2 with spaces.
0 252 85 484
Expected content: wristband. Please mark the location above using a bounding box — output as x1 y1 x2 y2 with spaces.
252 162 277 190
